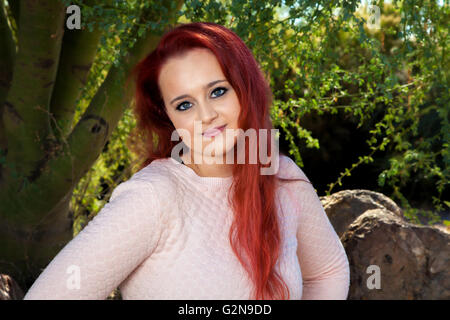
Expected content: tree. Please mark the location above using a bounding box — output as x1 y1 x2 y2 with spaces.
0 0 183 289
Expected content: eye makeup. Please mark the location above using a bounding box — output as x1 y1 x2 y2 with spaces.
175 86 229 111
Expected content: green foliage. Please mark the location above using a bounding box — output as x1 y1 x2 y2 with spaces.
60 0 179 67
72 107 138 236
70 0 448 228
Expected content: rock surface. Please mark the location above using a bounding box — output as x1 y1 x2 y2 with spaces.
320 189 403 237
341 208 449 299
0 274 24 300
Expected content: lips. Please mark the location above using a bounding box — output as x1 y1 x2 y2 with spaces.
202 124 227 137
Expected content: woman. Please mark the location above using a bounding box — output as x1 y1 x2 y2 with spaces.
24 22 349 300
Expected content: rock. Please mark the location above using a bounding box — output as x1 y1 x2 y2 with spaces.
320 189 403 237
341 208 450 300
0 274 25 300
107 287 122 300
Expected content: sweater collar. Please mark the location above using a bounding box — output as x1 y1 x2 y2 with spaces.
167 157 233 189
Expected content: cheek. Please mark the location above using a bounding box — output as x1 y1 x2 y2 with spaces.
177 125 195 144
167 114 194 142
227 97 241 124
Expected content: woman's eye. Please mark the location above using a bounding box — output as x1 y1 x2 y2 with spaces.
175 87 227 111
176 101 192 111
211 87 228 98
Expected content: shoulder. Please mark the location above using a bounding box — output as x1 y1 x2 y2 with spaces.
110 158 178 206
130 157 177 187
104 159 179 230
275 156 323 221
276 154 310 182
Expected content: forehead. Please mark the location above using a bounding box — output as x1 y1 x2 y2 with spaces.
158 48 225 93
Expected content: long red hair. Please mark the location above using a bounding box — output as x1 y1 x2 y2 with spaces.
130 22 296 300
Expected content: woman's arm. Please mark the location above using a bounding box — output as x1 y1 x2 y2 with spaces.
23 179 162 300
282 159 350 300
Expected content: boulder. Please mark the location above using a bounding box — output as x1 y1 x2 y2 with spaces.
107 287 122 300
341 208 450 300
320 189 403 237
0 274 24 300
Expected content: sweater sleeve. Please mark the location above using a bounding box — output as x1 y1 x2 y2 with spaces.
282 158 350 300
23 179 162 300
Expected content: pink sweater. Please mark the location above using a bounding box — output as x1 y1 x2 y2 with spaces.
23 155 350 300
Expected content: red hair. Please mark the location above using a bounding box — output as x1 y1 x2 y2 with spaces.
130 22 299 300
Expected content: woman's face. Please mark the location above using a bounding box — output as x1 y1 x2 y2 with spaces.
158 48 241 162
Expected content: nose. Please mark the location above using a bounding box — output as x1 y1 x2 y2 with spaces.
197 102 218 124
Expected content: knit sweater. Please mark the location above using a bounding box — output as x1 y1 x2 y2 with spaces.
23 155 350 300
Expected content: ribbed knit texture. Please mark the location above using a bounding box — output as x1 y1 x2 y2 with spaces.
23 155 350 300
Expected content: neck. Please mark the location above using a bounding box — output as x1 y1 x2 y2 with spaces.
181 151 234 178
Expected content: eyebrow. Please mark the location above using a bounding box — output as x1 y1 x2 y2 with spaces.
169 79 227 105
